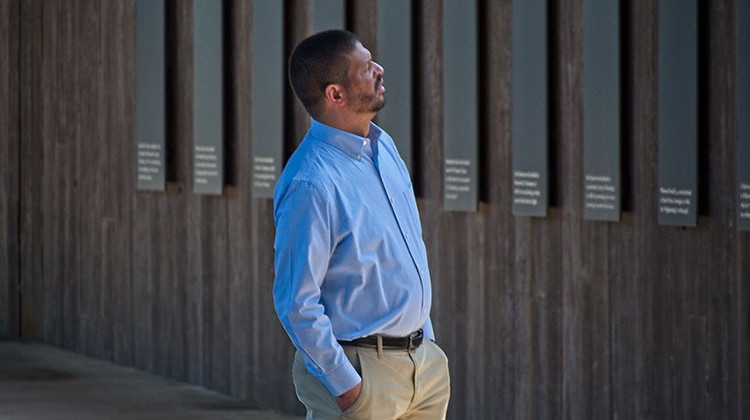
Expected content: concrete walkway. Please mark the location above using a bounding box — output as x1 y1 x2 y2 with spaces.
0 340 302 419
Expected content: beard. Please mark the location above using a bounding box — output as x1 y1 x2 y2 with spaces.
347 77 386 114
351 93 385 113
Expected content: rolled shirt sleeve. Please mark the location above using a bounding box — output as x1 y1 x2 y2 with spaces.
273 181 361 396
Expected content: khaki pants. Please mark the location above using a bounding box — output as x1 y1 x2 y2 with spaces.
292 340 450 419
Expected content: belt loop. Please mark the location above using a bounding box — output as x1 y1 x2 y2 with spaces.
376 335 384 359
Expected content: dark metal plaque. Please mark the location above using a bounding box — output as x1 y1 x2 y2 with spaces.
657 0 697 226
739 0 750 230
136 0 166 191
443 0 478 212
313 0 344 33
193 0 224 195
512 0 548 217
251 0 283 198
583 0 620 221
377 0 412 174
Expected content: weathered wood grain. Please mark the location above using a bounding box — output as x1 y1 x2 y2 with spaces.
0 0 20 339
479 2 516 419
78 0 104 358
106 0 136 367
19 0 44 340
170 0 193 384
226 0 253 402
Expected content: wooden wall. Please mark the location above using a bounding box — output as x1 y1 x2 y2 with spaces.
1 0 748 418
0 0 20 338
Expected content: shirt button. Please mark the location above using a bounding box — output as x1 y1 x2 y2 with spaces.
362 140 367 146
406 233 410 239
355 154 361 159
389 196 394 203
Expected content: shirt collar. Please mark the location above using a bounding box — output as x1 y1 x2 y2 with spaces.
310 118 382 160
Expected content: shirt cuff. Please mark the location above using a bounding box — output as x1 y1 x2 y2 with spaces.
319 359 361 396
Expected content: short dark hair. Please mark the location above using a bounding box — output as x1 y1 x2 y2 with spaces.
288 30 361 115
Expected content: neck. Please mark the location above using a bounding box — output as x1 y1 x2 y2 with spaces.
315 110 375 138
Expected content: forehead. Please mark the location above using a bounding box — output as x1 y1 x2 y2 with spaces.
346 42 371 65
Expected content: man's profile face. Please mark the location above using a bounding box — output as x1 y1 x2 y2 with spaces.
343 42 386 114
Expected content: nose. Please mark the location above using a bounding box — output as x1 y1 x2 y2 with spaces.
373 61 384 76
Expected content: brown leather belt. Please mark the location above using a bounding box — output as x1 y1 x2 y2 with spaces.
338 329 424 352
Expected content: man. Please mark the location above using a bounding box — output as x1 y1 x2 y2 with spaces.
273 30 450 419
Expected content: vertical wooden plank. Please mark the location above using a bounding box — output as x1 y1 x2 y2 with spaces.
512 0 549 217
609 1 656 417
105 0 136 365
193 2 232 378
348 0 376 49
199 196 230 394
170 0 193 383
480 2 516 419
131 188 156 372
377 0 412 174
737 0 750 412
285 0 312 152
657 0 698 226
583 0 621 221
167 193 188 382
135 0 167 191
226 0 253 400
739 239 750 416
75 0 105 357
739 0 750 230
702 1 737 418
439 0 486 411
55 0 82 352
442 0 478 211
559 0 613 419
632 2 674 417
193 0 224 195
19 0 44 340
72 0 88 353
251 0 284 198
39 0 61 348
0 0 20 338
132 0 177 374
514 218 564 420
312 0 343 32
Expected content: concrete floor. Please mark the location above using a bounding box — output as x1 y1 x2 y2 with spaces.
0 340 302 420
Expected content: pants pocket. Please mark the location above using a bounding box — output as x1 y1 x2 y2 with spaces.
341 348 369 417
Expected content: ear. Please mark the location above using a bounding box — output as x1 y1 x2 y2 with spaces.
323 83 347 108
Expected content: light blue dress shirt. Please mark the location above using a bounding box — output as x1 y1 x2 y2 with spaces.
273 118 434 396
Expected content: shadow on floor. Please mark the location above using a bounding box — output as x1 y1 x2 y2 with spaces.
0 339 303 420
